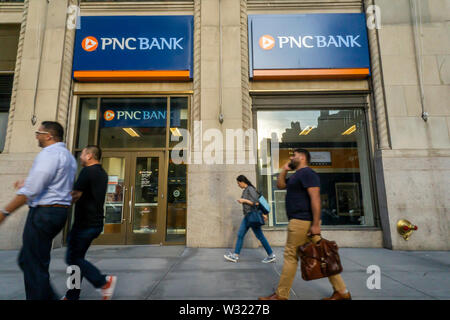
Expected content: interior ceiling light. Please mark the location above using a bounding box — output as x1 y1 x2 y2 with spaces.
299 125 316 135
170 127 182 137
122 127 141 137
342 125 356 135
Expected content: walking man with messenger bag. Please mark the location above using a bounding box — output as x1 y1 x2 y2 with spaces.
258 148 351 300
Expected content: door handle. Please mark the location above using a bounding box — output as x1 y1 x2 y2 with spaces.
129 186 133 222
122 187 127 224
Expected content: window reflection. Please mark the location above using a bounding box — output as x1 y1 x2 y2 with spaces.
257 109 375 227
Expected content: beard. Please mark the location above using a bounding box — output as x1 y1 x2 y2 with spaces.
289 159 299 170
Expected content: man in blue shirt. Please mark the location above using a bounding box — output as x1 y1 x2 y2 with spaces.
259 148 351 301
0 121 77 300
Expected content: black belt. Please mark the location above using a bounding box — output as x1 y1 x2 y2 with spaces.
37 204 70 209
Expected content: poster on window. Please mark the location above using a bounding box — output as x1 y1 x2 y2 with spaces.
335 182 361 216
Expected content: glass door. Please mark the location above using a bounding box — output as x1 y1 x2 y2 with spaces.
93 151 166 245
93 152 131 245
127 152 166 245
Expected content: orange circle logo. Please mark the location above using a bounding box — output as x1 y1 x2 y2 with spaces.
82 36 98 52
104 110 115 121
259 35 275 50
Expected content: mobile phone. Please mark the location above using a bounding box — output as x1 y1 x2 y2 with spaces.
288 160 296 170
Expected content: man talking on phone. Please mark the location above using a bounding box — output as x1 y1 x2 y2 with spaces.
259 148 351 300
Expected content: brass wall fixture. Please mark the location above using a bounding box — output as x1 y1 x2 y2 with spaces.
397 219 418 240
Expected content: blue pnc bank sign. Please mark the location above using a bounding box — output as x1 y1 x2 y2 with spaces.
248 14 371 78
73 15 193 77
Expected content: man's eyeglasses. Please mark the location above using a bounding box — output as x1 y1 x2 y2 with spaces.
35 131 50 136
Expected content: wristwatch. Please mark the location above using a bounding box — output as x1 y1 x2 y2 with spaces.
0 209 10 217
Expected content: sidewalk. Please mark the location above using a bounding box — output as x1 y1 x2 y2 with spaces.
0 245 449 300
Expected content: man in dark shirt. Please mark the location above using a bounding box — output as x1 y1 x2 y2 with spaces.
259 148 351 301
63 145 117 300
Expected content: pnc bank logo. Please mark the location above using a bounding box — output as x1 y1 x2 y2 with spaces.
259 35 275 50
258 34 362 50
104 110 115 121
82 36 98 52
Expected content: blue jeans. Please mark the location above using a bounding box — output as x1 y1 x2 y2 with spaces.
18 206 68 300
234 215 273 255
65 225 106 300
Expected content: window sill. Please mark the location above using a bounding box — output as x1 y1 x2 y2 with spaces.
262 226 381 232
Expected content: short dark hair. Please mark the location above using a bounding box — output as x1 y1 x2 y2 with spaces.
293 148 311 164
41 121 64 142
85 145 102 161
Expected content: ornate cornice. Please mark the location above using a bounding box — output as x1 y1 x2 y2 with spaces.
247 0 363 11
0 3 24 13
80 1 194 13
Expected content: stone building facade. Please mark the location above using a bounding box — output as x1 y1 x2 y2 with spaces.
0 0 448 250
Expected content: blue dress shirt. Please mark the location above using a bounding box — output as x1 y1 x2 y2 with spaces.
17 142 77 207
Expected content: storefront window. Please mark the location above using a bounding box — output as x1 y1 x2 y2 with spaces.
76 98 97 149
169 97 188 148
72 95 190 245
99 97 166 149
257 108 376 227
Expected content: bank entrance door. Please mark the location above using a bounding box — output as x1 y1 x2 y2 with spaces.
93 151 166 245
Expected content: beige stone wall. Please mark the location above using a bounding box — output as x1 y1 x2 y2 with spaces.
376 0 450 249
0 0 71 250
186 0 260 249
1 0 447 251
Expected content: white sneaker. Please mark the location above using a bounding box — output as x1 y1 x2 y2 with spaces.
262 254 276 263
224 252 239 263
100 275 117 300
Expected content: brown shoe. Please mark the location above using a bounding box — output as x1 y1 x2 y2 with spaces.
322 291 352 300
258 293 288 300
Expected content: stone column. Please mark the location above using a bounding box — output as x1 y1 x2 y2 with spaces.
187 0 258 248
365 0 391 150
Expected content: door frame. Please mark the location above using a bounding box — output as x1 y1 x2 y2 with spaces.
126 151 167 245
67 95 191 246
92 152 131 245
92 151 167 245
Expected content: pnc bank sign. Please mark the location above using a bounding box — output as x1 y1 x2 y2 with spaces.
81 36 185 52
258 34 363 50
103 109 167 122
73 15 193 80
249 14 371 79
101 106 180 128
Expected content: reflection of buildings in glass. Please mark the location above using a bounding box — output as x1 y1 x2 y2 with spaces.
261 110 366 226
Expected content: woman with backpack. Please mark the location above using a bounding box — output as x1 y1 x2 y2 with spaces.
224 175 276 263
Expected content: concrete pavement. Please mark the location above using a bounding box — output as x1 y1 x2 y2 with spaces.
0 245 449 300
